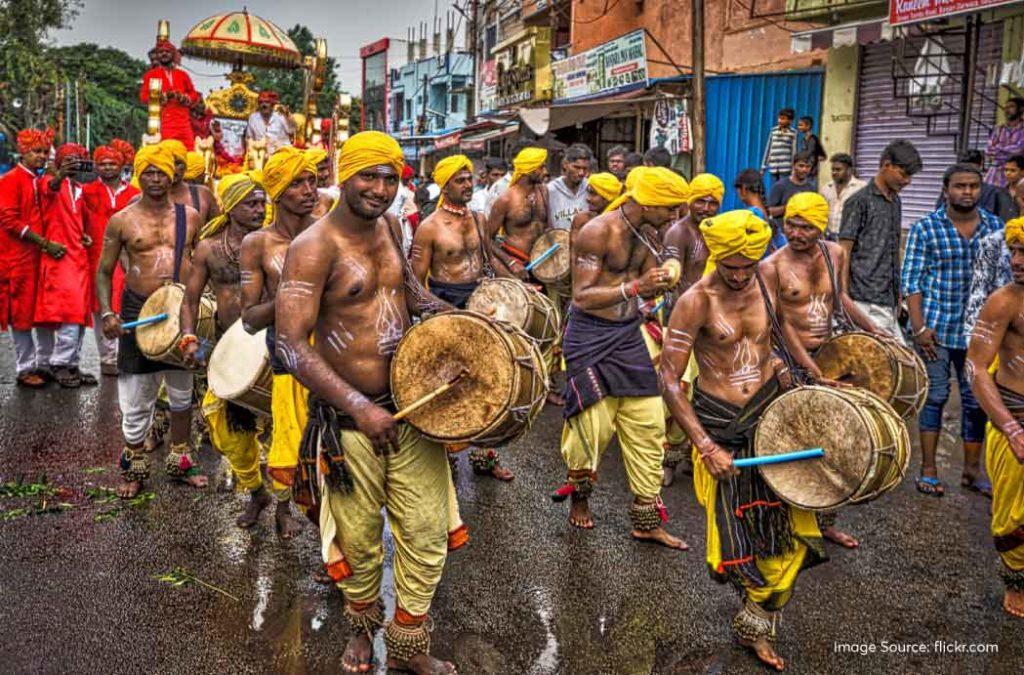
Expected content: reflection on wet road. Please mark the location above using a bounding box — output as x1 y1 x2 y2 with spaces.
1 336 1022 674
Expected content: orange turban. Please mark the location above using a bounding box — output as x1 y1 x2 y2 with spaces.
93 145 123 165
111 139 135 165
55 143 88 165
16 128 54 154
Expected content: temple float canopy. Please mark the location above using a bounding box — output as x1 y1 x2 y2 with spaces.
180 10 303 70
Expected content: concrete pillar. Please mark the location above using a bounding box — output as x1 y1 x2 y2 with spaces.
818 44 859 189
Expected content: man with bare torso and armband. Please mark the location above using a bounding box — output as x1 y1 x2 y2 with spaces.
556 166 688 551
410 154 514 481
660 209 826 671
967 218 1024 620
760 192 882 550
96 144 208 498
276 131 458 675
568 172 622 248
180 172 269 528
486 146 549 280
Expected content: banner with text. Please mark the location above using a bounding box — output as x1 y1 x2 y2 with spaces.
551 30 648 104
889 0 1018 27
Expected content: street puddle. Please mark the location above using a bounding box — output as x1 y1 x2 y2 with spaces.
527 586 560 673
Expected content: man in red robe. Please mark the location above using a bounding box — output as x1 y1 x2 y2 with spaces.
0 128 64 388
139 39 199 150
83 144 139 375
35 143 96 388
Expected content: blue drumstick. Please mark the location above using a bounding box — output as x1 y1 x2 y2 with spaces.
525 243 561 272
651 297 667 315
121 313 168 330
733 448 824 468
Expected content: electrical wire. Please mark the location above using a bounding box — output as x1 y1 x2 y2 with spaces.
573 0 622 25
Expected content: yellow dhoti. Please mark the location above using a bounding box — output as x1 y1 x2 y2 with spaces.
268 373 308 497
986 422 1024 581
201 389 263 491
320 423 451 616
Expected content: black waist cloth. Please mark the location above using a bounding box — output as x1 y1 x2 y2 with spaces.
998 382 1024 421
692 377 795 588
561 307 659 419
295 393 397 511
118 288 185 375
265 325 287 375
225 399 258 433
428 278 479 310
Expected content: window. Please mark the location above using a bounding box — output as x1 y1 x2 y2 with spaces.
451 94 460 114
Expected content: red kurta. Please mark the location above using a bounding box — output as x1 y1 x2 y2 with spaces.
140 66 199 150
34 179 92 326
82 179 139 314
0 165 44 331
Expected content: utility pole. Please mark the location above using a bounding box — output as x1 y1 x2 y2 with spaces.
467 0 478 122
691 0 706 174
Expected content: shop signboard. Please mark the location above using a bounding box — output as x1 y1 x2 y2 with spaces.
889 0 1018 26
551 29 648 103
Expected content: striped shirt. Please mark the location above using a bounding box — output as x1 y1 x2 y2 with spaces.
761 126 797 175
900 205 1001 349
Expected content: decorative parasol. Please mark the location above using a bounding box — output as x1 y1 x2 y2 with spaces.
180 10 302 70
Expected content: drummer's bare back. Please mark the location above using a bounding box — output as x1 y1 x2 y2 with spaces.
488 182 549 253
103 201 200 298
277 216 412 398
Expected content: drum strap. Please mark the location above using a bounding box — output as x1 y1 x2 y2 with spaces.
754 271 811 386
471 211 495 280
188 183 200 213
817 240 854 334
172 203 186 284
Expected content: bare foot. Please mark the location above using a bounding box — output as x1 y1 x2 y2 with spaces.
1005 588 1024 619
822 525 859 549
568 494 594 529
388 653 457 674
116 478 142 499
740 637 785 671
546 391 565 407
236 489 271 528
312 568 335 585
489 465 514 481
661 465 676 487
275 501 303 540
341 634 374 673
632 526 689 550
178 473 209 489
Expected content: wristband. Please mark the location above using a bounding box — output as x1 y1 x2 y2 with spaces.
631 280 640 298
696 437 718 459
620 282 629 301
178 334 199 352
101 311 118 321
913 325 928 337
1004 421 1024 440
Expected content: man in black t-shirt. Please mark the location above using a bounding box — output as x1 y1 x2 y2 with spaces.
767 150 816 230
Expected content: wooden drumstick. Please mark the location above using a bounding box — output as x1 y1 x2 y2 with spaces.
393 369 469 421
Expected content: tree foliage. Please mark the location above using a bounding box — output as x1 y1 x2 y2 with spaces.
250 24 343 118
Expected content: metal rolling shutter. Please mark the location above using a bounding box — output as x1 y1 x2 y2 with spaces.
853 22 1003 227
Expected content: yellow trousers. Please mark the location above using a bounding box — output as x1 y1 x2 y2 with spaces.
201 389 263 491
692 445 821 611
987 422 1024 573
321 423 451 616
560 395 665 500
268 373 308 496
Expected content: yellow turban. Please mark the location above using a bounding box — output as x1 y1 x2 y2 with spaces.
183 151 206 181
784 191 829 233
604 166 689 214
511 147 547 185
263 146 317 202
688 173 725 204
305 148 328 168
587 172 622 204
160 139 188 166
1007 217 1024 246
699 209 772 276
336 130 405 186
200 171 263 240
433 154 474 209
132 144 176 186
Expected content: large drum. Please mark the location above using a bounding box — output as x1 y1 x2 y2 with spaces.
753 385 911 511
135 283 217 368
529 229 571 297
390 311 548 447
207 320 273 416
813 332 928 420
466 278 560 357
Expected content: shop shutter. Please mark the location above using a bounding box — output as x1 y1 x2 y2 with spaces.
853 22 1003 227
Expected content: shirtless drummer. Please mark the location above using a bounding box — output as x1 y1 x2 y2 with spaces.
276 131 457 674
96 144 208 498
557 166 687 550
760 192 882 549
660 209 826 671
485 146 549 280
180 172 270 527
411 154 513 481
239 147 319 539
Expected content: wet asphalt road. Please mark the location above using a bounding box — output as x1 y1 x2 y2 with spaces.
1 334 1023 675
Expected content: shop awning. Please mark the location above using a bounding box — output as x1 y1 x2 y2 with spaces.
459 122 520 152
790 18 892 52
517 89 670 136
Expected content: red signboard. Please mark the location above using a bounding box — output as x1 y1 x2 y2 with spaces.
360 37 389 58
890 0 1018 27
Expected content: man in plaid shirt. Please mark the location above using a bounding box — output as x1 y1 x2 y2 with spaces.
902 162 1001 498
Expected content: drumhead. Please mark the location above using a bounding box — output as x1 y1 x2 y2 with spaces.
391 312 516 441
136 283 186 357
814 333 895 402
466 278 531 329
529 229 570 284
754 386 874 510
208 320 269 400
